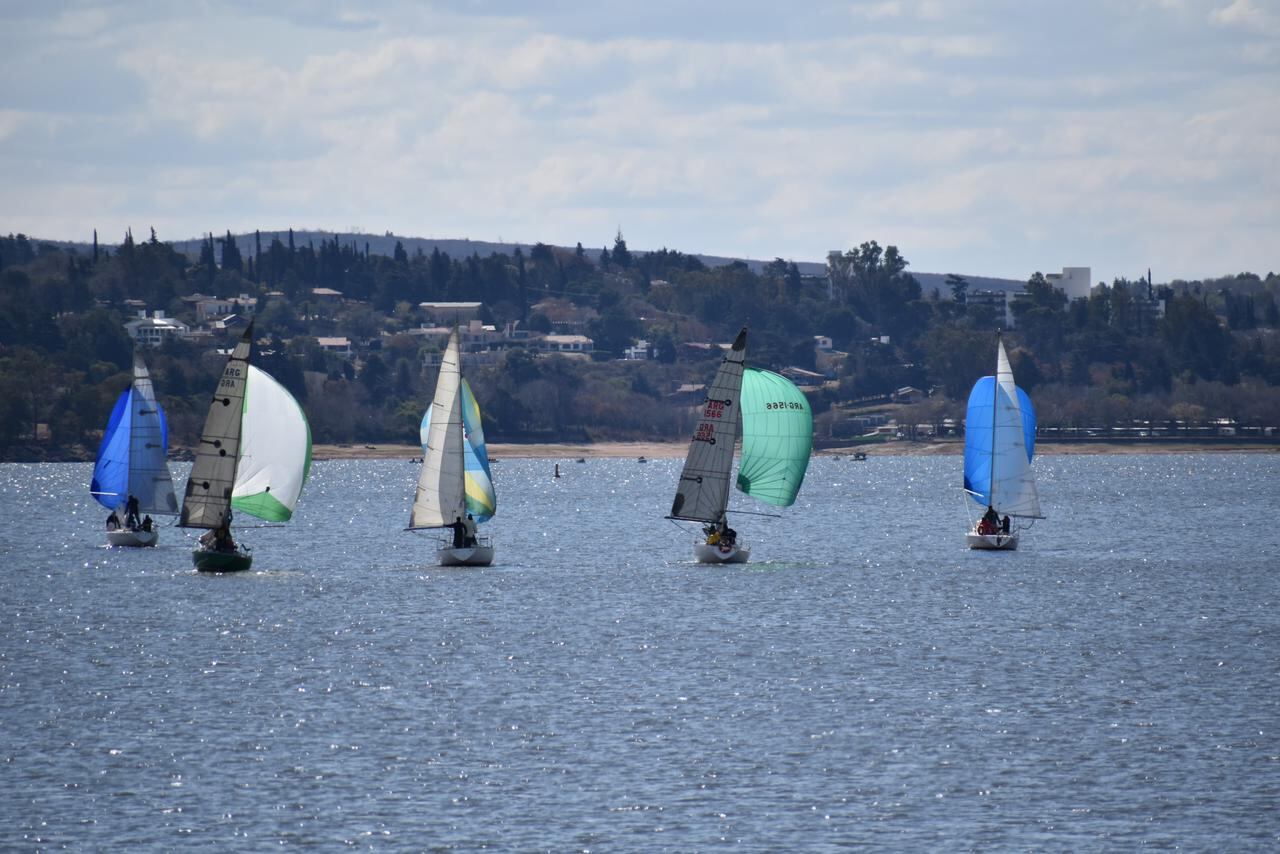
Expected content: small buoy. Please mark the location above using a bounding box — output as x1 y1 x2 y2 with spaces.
554 463 561 479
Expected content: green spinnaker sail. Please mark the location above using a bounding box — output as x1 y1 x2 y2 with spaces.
735 367 812 507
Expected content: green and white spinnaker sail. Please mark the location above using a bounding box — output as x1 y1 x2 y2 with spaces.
231 365 313 522
180 325 311 530
736 367 813 506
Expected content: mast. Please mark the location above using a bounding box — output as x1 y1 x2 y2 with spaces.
990 330 1000 512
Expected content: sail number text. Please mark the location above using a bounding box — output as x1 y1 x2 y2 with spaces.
694 423 718 443
703 400 727 418
764 400 804 410
219 367 242 388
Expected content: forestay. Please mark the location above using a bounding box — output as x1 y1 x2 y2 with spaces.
411 329 467 529
670 328 747 523
963 339 1042 518
231 365 312 522
736 368 813 507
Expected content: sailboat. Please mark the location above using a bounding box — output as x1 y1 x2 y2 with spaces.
91 351 179 547
963 332 1043 550
669 328 813 563
179 324 312 572
410 328 497 566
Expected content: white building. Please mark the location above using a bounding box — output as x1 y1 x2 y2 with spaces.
623 339 653 360
124 310 189 348
195 293 258 324
317 337 353 359
1046 267 1092 301
541 334 594 354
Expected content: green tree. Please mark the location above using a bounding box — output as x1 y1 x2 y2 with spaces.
611 229 632 269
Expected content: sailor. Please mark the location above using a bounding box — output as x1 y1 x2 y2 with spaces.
125 494 141 529
106 511 121 531
451 516 466 548
462 513 478 547
979 505 999 535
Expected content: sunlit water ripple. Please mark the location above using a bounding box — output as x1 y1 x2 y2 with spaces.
1 454 1278 849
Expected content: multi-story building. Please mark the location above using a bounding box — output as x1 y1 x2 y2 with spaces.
123 310 189 347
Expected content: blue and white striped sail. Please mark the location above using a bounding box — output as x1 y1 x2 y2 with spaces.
419 377 496 524
963 338 1042 518
90 352 178 515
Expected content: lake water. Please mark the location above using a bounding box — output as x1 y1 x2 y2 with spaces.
2 454 1278 850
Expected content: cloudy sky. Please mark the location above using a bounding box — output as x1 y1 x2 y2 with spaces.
2 0 1277 283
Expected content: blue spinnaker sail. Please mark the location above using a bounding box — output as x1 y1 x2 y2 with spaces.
963 376 1036 509
420 378 496 522
91 376 177 515
91 389 133 510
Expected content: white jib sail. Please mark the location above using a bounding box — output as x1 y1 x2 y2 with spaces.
670 328 747 523
410 328 466 529
992 338 1042 518
130 352 178 515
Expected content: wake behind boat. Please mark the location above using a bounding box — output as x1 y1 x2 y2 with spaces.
669 328 813 563
963 332 1044 550
410 328 498 566
91 350 178 547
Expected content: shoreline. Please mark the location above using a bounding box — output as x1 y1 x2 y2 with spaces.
308 440 1280 461
5 439 1277 464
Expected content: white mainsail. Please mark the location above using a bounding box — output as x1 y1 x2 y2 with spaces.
410 329 467 529
670 328 747 523
991 338 1042 518
180 329 252 530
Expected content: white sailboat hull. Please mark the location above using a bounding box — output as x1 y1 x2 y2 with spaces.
694 542 750 564
107 528 158 547
966 531 1018 550
437 545 494 567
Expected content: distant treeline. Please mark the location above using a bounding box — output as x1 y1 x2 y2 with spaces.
2 229 1279 459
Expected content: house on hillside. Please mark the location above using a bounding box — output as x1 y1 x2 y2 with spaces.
213 313 250 334
194 293 258 324
419 301 483 324
540 334 594 356
893 386 924 404
317 337 353 359
531 298 598 334
124 310 189 347
781 367 825 387
623 339 654 360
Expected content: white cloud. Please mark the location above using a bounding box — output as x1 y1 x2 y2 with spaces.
1210 0 1280 32
0 1 1276 280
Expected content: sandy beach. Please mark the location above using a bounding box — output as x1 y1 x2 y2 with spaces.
311 439 1280 461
